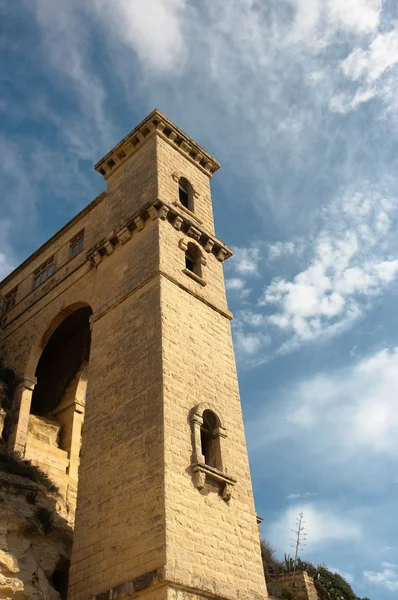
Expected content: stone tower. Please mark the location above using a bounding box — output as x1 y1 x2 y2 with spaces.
0 111 268 600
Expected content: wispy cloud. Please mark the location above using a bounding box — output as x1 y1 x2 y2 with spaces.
90 0 188 73
331 24 398 114
228 243 263 277
266 503 362 555
364 563 398 591
249 346 398 458
268 241 298 261
234 184 398 361
286 492 319 500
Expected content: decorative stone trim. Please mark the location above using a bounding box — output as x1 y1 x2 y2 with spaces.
179 237 207 267
187 225 201 241
118 227 132 245
103 241 114 256
204 239 214 253
191 463 236 501
15 374 37 392
134 216 145 231
183 269 207 286
172 200 202 225
158 206 169 220
173 216 183 230
95 110 220 180
85 199 233 268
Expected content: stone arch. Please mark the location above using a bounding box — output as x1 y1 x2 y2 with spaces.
18 304 92 514
191 402 223 426
190 403 226 472
26 302 92 377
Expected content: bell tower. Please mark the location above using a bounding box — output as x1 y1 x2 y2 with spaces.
33 110 268 600
66 110 268 600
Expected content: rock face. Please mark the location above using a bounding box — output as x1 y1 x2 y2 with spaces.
0 470 72 600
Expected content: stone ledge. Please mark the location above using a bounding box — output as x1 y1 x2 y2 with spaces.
182 269 207 286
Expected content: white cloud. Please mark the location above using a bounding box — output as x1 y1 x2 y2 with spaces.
326 0 382 35
226 278 246 291
268 241 297 261
342 28 398 84
364 564 398 591
234 185 398 359
266 503 362 554
331 25 398 114
229 244 262 277
233 324 270 357
31 0 116 155
90 0 187 73
286 0 381 46
251 346 398 458
286 492 319 500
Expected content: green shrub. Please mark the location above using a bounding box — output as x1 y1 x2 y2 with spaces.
280 589 297 600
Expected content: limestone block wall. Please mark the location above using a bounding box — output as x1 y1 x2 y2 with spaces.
104 135 158 233
25 415 70 498
267 572 319 600
161 276 267 600
156 135 215 234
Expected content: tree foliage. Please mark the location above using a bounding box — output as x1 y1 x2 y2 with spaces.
260 540 369 600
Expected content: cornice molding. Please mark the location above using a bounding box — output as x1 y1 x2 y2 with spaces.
95 109 220 180
86 200 233 267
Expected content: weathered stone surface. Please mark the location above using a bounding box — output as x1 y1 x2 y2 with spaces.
28 415 60 447
0 471 72 600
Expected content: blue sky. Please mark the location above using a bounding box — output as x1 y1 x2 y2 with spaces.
1 1 398 597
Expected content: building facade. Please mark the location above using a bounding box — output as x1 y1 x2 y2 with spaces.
0 111 268 600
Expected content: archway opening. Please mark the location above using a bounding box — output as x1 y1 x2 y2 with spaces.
26 306 92 510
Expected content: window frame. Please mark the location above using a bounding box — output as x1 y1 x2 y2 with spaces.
178 177 194 212
190 403 235 501
69 230 85 260
3 287 18 314
32 257 56 290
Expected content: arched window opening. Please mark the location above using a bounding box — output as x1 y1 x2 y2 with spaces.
190 404 234 499
178 178 193 211
201 410 219 468
185 243 202 277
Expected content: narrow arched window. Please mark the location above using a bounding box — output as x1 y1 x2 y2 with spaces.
201 410 221 469
178 178 193 211
185 242 202 277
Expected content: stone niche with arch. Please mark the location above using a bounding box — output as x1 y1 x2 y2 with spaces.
190 403 236 502
23 304 92 516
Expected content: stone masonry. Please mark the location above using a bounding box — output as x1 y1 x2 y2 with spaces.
0 110 269 600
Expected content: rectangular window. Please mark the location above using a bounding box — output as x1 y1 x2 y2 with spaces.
69 230 84 259
33 257 55 290
3 287 17 314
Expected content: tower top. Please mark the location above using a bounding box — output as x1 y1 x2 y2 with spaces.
95 109 220 180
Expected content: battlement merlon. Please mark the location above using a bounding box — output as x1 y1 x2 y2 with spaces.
95 109 221 180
